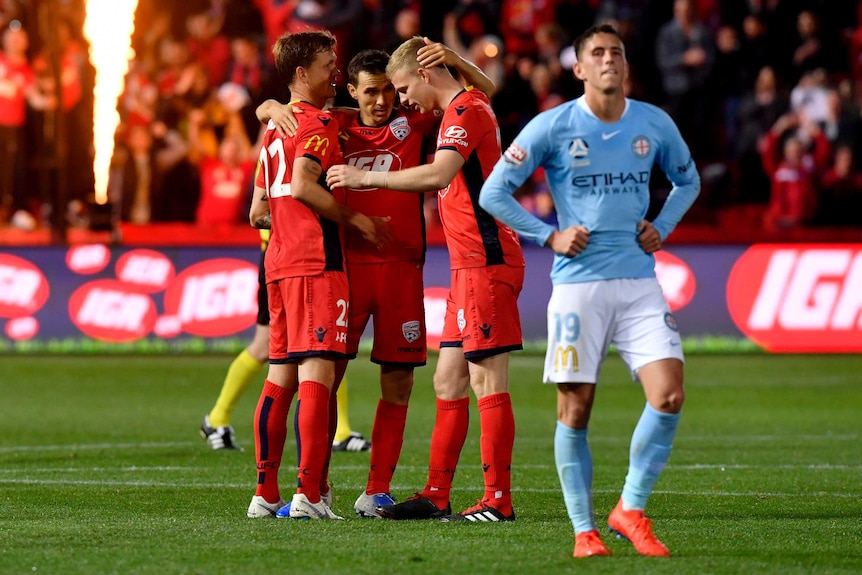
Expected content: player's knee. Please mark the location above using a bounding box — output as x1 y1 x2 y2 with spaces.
651 387 685 414
433 373 469 400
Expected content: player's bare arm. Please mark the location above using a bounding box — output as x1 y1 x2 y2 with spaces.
249 186 271 229
292 157 391 246
417 38 496 97
637 220 662 254
546 225 590 257
327 148 464 192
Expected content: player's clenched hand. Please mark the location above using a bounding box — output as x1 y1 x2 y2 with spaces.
326 164 366 189
547 225 590 257
637 220 662 254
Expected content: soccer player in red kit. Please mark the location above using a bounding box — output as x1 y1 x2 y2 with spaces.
328 36 525 522
258 40 497 518
246 30 387 520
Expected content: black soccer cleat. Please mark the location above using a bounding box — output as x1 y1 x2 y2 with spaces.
376 493 451 520
439 500 515 523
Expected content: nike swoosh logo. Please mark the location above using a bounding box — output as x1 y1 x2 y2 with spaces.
602 130 621 140
670 340 681 347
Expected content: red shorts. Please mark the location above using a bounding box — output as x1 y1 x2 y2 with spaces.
441 264 524 360
347 261 426 367
267 271 353 363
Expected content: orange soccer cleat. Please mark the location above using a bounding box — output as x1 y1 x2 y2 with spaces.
607 499 670 557
573 529 612 558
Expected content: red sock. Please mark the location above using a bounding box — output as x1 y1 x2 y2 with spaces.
319 388 339 497
366 400 409 495
254 380 296 502
295 381 330 503
421 397 469 509
478 392 514 515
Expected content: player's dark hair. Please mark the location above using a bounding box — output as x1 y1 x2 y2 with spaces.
572 24 624 60
272 30 336 86
347 49 390 86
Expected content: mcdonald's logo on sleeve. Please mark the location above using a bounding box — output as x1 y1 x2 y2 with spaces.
303 135 330 156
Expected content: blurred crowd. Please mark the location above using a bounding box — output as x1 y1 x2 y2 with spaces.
1 0 861 234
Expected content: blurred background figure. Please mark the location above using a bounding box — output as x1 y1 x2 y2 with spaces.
0 23 55 227
655 0 714 161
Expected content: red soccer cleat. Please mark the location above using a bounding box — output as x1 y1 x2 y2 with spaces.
573 529 612 557
607 499 670 557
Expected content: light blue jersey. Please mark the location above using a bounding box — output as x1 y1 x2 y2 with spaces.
480 97 700 285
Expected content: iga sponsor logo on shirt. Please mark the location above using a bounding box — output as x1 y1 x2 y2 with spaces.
162 258 258 337
345 150 403 191
727 244 862 353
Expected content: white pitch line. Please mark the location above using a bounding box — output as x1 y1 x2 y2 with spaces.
0 477 857 498
1 433 857 454
0 441 198 453
1 463 860 474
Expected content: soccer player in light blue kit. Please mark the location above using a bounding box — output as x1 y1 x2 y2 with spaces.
479 24 699 558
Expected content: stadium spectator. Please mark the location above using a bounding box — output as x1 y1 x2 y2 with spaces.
245 30 387 521
33 18 94 211
654 0 715 161
327 36 525 524
818 143 862 226
732 65 790 204
184 9 231 90
187 109 254 226
760 111 831 231
0 24 55 225
479 23 699 558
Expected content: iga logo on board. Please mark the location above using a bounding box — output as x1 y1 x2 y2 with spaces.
5 316 39 341
66 244 111 274
115 249 175 292
69 279 157 342
162 258 258 337
727 244 862 353
0 255 50 317
654 250 696 311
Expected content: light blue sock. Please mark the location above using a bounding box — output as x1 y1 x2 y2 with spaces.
621 402 680 510
554 421 595 533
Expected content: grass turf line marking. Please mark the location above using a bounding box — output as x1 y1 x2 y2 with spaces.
2 433 857 454
0 477 858 498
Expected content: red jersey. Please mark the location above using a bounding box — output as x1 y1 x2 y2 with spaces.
256 101 346 282
195 157 255 225
330 107 438 264
436 88 524 270
0 54 34 127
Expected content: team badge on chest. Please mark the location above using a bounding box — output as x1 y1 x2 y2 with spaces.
390 116 411 140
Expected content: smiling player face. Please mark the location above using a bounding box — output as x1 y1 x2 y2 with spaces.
348 71 397 126
307 49 339 104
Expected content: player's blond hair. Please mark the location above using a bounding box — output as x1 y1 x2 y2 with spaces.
386 36 425 78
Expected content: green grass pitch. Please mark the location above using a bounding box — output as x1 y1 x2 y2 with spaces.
1 353 860 574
